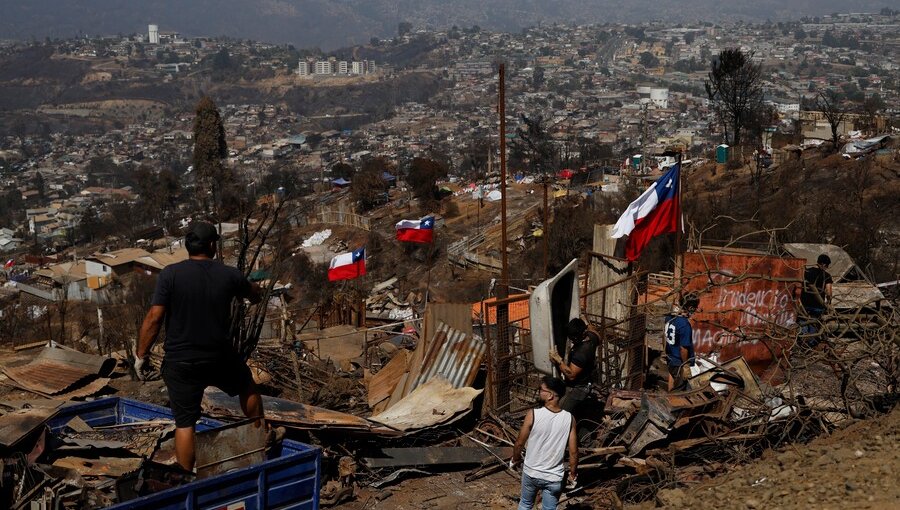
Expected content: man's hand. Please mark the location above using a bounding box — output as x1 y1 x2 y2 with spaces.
549 350 563 365
567 472 577 489
133 348 149 381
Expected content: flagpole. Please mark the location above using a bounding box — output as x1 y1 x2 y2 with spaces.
675 150 684 295
424 232 435 306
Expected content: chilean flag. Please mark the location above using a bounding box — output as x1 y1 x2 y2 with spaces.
328 248 366 281
395 216 434 243
611 164 680 261
3 259 13 269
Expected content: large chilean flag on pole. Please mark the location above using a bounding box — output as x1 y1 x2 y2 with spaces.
395 216 435 243
611 164 680 261
328 247 366 281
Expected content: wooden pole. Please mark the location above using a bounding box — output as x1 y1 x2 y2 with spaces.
542 178 549 278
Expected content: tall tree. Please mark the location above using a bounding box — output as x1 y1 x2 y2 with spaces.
406 157 448 212
705 49 763 147
192 96 229 214
512 115 558 175
350 157 389 213
815 90 846 152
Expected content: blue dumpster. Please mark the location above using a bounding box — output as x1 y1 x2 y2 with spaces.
47 397 321 510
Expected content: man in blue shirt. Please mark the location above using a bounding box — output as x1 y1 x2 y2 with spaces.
664 293 700 391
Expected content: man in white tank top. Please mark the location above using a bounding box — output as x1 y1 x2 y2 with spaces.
512 376 578 510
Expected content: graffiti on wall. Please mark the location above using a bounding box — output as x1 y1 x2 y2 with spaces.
681 251 805 366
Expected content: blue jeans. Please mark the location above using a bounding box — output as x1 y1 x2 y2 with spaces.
800 307 825 347
518 472 562 510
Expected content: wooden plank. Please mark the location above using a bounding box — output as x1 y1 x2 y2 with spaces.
367 350 411 407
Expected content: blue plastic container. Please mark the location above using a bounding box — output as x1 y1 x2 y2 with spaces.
46 397 321 510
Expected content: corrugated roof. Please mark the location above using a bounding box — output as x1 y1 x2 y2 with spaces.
1 347 115 397
410 321 486 393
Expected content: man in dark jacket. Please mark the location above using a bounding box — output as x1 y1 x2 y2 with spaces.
136 221 264 470
550 318 599 414
797 253 833 346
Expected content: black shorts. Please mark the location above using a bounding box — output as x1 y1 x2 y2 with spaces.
162 357 254 428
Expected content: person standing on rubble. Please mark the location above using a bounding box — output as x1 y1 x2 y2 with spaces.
796 253 833 346
549 318 599 414
512 376 578 510
135 221 265 471
664 293 700 391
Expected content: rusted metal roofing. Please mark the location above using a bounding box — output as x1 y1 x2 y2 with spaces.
410 321 486 393
2 347 115 397
202 388 398 435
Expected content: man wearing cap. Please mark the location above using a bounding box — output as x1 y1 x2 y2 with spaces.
797 253 833 346
549 318 599 414
136 221 264 471
512 376 577 510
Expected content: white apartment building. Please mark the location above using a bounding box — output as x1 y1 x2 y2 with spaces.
314 61 333 75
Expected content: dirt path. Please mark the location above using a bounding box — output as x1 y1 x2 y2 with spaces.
642 407 900 510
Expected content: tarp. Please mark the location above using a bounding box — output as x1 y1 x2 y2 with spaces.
840 135 890 156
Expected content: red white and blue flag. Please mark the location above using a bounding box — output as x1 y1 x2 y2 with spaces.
611 164 680 261
328 247 366 281
395 216 435 244
3 259 13 269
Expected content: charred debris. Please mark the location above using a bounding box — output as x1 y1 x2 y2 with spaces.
1 237 898 509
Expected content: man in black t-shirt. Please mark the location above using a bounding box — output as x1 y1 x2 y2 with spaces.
136 221 264 471
549 318 599 414
797 253 833 345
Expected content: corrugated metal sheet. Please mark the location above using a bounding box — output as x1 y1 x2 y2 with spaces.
1 347 116 396
410 321 486 392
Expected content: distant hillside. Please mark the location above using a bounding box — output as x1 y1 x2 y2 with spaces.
0 0 890 49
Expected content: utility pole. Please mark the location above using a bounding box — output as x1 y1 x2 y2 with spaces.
496 63 510 411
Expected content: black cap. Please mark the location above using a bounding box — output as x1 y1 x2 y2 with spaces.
682 292 700 311
566 318 587 341
817 254 831 266
542 375 567 399
186 221 220 245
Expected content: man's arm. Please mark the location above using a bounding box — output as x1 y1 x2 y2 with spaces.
247 281 262 304
558 361 584 380
137 305 166 358
824 281 833 306
567 416 578 480
512 409 534 466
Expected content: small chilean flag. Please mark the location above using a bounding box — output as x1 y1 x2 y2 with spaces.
611 164 680 261
3 259 13 269
328 247 366 281
395 216 435 244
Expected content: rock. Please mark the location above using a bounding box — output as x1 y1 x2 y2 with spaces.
745 498 761 508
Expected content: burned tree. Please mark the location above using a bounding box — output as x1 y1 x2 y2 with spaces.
705 49 763 148
815 90 847 152
192 96 230 213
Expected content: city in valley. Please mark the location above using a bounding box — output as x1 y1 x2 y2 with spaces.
0 6 898 510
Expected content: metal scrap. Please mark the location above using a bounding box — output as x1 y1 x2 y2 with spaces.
369 377 483 432
362 446 512 469
409 321 486 392
0 406 58 450
1 347 115 397
202 388 391 433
